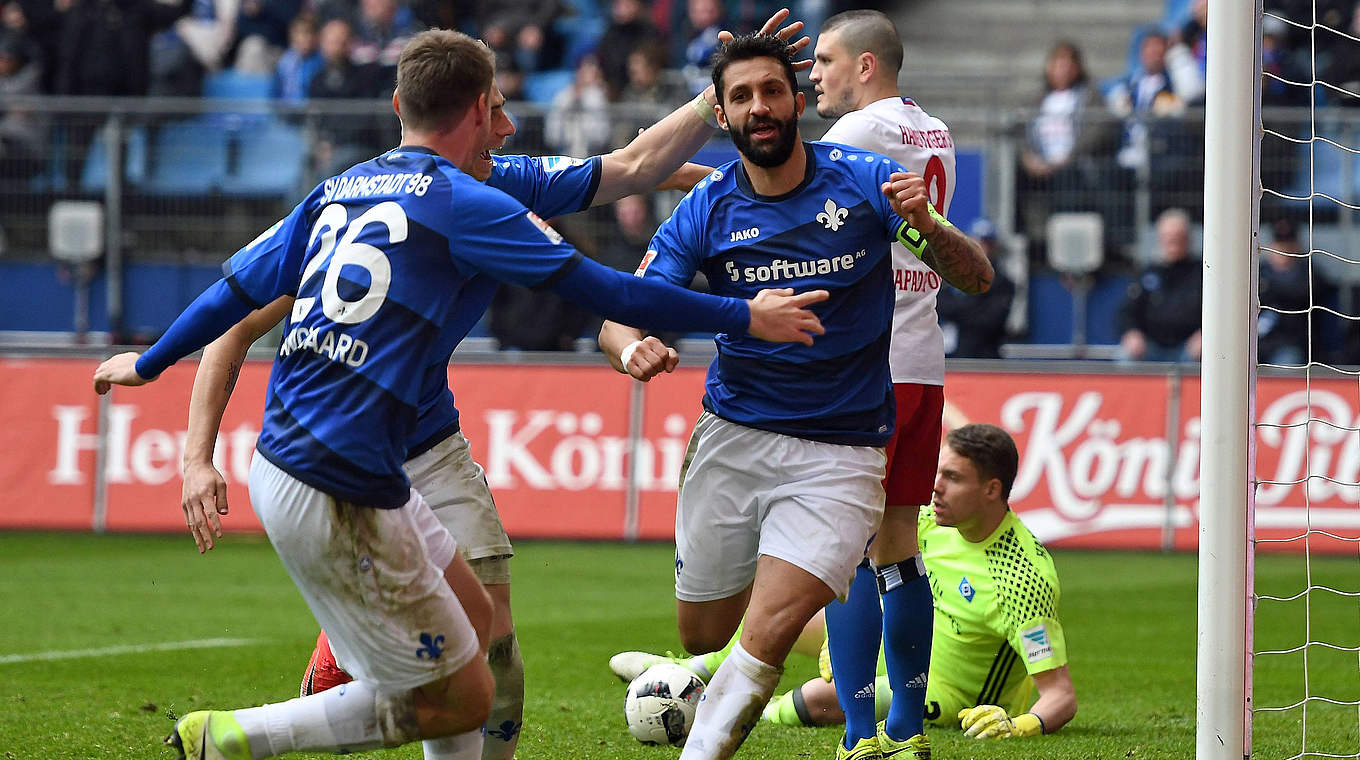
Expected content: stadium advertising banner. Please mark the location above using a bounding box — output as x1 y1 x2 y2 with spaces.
3 358 1356 553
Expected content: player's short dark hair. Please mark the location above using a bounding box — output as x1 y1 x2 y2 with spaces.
396 29 495 132
820 10 904 76
711 34 798 105
946 423 1019 502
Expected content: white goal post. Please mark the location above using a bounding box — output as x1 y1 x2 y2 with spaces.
1196 0 1260 758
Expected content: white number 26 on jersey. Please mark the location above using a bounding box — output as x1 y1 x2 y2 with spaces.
291 201 407 325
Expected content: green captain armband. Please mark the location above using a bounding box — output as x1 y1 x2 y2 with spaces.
896 222 928 259
895 204 952 259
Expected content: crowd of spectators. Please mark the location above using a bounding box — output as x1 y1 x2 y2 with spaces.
1 0 1354 359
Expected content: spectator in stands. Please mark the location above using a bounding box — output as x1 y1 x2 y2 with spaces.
1261 14 1309 107
1017 40 1119 263
937 219 1015 359
478 0 561 74
1165 0 1207 104
3 0 60 92
55 0 186 96
494 48 526 103
0 29 44 182
610 44 688 146
680 0 723 94
1117 208 1203 363
1259 217 1324 366
233 0 300 74
545 54 611 158
149 0 238 96
598 194 658 273
596 0 660 99
1324 3 1360 107
273 13 322 103
350 0 423 80
308 17 382 178
1107 30 1186 169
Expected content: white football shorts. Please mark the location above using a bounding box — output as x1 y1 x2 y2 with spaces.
673 412 887 603
249 452 479 691
404 432 513 586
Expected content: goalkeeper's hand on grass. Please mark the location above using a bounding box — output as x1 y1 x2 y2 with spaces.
958 705 1043 739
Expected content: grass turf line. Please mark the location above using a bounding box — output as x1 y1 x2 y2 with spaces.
0 532 1355 759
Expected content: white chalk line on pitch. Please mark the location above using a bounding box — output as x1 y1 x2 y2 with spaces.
0 637 259 665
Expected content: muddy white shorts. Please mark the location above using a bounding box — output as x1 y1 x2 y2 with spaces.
249 452 479 692
673 412 887 603
405 432 513 586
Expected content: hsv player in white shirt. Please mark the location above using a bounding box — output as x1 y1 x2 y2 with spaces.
810 10 991 760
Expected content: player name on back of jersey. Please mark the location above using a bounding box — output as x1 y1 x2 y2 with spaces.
278 326 369 367
899 125 953 150
322 172 434 203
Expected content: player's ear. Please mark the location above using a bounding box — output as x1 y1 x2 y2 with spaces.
794 90 805 118
984 477 1003 502
715 103 730 132
391 90 401 118
859 52 875 82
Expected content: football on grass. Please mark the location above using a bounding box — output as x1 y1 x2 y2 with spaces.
623 663 706 745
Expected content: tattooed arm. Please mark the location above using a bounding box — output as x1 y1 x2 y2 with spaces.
883 171 994 294
180 295 292 552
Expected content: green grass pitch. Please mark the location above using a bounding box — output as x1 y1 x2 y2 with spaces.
0 532 1355 759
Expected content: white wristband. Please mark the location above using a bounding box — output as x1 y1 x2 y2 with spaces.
618 340 644 371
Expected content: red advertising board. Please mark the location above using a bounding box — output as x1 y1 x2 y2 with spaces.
3 357 1356 553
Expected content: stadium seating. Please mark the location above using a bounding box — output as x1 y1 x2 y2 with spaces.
79 124 148 195
220 119 308 198
202 70 273 100
143 119 229 195
523 69 575 105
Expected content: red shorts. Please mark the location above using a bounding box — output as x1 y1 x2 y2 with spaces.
882 383 945 507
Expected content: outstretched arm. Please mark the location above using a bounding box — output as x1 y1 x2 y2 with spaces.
180 296 292 553
884 172 994 294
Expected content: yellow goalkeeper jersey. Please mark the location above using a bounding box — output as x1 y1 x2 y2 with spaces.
918 506 1067 726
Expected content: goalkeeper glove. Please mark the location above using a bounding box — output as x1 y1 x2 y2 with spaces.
958 705 1044 739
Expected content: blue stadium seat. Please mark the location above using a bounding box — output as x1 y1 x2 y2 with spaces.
220 120 307 198
144 119 229 195
556 15 606 67
523 69 574 105
203 69 273 100
79 125 148 194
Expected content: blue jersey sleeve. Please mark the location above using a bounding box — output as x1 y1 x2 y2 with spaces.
486 155 602 219
220 198 314 306
634 190 706 286
134 279 254 378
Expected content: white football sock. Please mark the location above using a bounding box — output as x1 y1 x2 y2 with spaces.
423 729 483 759
234 680 418 758
679 642 781 760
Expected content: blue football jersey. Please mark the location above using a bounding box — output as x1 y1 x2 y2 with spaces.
408 154 603 456
639 141 911 446
223 146 589 506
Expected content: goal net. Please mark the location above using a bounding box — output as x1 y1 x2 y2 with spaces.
1200 1 1360 759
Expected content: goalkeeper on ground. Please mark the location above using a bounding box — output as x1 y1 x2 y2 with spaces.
611 423 1078 739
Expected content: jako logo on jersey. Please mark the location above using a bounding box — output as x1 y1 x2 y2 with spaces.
958 576 975 602
729 227 760 242
524 211 563 244
1020 624 1053 663
724 249 864 283
634 250 658 277
817 199 849 231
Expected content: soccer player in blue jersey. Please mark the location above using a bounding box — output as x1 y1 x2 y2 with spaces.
92 29 828 760
161 14 811 760
598 34 990 760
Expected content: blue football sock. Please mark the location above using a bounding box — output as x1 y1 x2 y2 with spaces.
877 555 933 740
824 560 882 748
